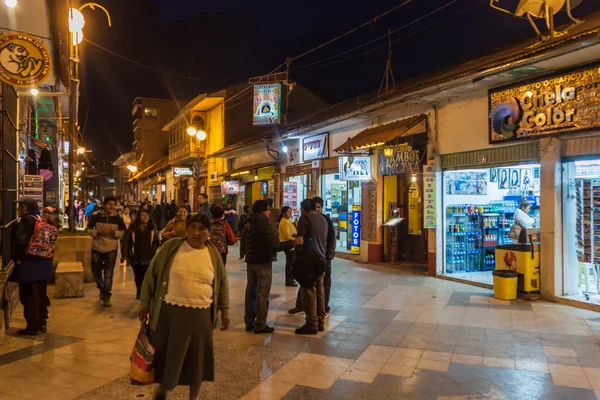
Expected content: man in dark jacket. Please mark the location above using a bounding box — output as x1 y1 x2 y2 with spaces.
288 196 336 316
242 200 301 334
197 193 210 218
87 196 126 307
11 198 54 335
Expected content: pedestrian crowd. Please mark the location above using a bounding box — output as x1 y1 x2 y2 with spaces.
10 192 337 399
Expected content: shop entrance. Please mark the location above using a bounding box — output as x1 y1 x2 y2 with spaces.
442 163 541 285
562 159 600 305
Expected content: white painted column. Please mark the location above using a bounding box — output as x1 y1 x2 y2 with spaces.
539 137 562 299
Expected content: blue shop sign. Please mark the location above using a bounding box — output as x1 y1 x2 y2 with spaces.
351 205 361 255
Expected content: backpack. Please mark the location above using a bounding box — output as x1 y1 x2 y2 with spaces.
25 215 59 258
292 216 327 288
210 220 227 254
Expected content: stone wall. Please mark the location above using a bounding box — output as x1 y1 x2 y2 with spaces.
53 235 93 283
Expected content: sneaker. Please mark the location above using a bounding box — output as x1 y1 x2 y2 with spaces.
288 307 303 315
254 326 275 334
17 328 40 336
295 325 318 335
103 300 112 308
324 312 330 319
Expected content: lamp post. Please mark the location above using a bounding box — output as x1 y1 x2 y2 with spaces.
187 119 206 207
67 3 111 231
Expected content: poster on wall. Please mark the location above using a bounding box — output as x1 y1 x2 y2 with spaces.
490 168 498 183
444 170 487 195
509 169 521 190
282 181 298 209
338 156 371 181
489 64 600 143
23 175 44 207
350 205 361 255
378 144 420 175
499 169 509 189
253 84 281 125
423 165 436 229
302 133 329 162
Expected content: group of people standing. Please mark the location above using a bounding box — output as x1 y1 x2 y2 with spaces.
241 196 335 335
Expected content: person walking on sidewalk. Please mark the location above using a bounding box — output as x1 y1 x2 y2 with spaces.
209 206 237 266
161 206 190 242
10 198 56 335
87 196 126 307
293 198 329 335
139 213 230 400
278 206 297 287
288 196 336 316
242 200 302 334
197 193 210 218
121 209 159 299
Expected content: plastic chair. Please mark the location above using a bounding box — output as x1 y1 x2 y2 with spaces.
579 262 599 292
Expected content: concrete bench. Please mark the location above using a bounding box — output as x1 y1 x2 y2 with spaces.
54 262 84 298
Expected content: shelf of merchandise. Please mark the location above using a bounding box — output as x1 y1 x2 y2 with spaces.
576 180 593 264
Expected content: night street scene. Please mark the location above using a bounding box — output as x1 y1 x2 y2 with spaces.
2 0 600 399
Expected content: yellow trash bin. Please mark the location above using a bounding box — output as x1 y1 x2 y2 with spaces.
492 270 518 300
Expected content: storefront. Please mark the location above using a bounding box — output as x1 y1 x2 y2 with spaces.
284 163 311 218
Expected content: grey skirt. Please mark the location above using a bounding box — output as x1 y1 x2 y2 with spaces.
151 303 214 390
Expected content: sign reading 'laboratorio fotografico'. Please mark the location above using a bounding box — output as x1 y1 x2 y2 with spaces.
338 156 371 181
350 205 361 255
0 33 51 87
489 65 600 143
253 84 281 126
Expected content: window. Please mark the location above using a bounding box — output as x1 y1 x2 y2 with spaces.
144 108 157 117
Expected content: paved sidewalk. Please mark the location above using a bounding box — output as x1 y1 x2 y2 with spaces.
0 246 599 400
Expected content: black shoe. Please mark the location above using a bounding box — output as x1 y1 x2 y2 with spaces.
288 307 303 315
18 328 40 336
153 394 166 400
245 325 255 332
254 326 275 334
285 282 298 287
40 325 47 333
295 325 318 335
318 324 325 332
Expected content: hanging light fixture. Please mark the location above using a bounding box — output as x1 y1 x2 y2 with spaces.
186 126 197 136
195 130 207 141
383 147 394 157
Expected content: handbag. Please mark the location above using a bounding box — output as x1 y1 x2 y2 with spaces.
130 321 155 385
292 215 327 288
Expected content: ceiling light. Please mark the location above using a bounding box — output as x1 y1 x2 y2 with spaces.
4 0 17 8
411 176 417 182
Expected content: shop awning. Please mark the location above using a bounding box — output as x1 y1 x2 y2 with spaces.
224 162 275 177
334 114 427 153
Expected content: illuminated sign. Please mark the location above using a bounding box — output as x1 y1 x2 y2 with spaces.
378 143 420 175
339 156 371 181
351 204 361 255
489 64 600 143
221 180 240 195
173 167 193 177
253 83 281 125
302 133 329 162
0 33 52 87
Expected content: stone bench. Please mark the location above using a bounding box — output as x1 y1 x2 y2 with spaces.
54 262 85 298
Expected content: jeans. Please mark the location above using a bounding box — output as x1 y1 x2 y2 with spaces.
91 250 117 300
296 260 332 312
19 280 49 332
300 273 326 330
284 249 295 285
131 263 149 298
244 263 272 331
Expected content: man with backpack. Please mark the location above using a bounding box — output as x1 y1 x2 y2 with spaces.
11 198 58 335
87 196 127 307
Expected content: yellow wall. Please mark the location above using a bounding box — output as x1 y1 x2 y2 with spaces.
205 102 225 187
383 175 397 256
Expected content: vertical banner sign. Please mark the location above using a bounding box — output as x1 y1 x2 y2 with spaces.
351 204 361 255
23 175 44 207
253 84 282 125
423 165 436 229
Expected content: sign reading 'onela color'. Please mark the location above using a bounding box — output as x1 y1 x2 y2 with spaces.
253 84 281 126
489 65 600 143
0 33 52 87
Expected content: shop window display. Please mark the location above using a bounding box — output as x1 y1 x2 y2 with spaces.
284 175 307 218
322 173 362 253
563 160 600 305
443 164 540 284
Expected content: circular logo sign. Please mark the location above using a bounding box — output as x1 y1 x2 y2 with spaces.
0 33 52 87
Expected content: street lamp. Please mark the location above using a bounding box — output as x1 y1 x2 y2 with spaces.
187 126 197 136
76 146 86 155
127 165 137 172
4 0 17 8
196 130 206 141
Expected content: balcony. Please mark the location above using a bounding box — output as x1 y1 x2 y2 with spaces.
168 138 205 165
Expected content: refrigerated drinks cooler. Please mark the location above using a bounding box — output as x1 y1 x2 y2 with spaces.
495 229 541 294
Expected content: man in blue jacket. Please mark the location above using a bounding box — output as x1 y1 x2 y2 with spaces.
11 198 55 335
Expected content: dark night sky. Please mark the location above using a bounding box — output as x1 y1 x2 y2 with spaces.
78 0 600 160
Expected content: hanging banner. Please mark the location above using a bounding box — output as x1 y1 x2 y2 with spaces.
350 204 361 255
378 144 420 175
282 181 298 209
253 83 282 125
338 156 371 181
302 133 329 162
423 165 436 229
23 175 44 207
0 33 52 87
489 64 600 143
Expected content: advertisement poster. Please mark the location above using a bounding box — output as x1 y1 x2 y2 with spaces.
339 156 371 181
445 170 488 195
350 204 361 255
23 175 44 207
282 181 298 209
423 165 436 229
253 84 281 125
221 181 240 195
